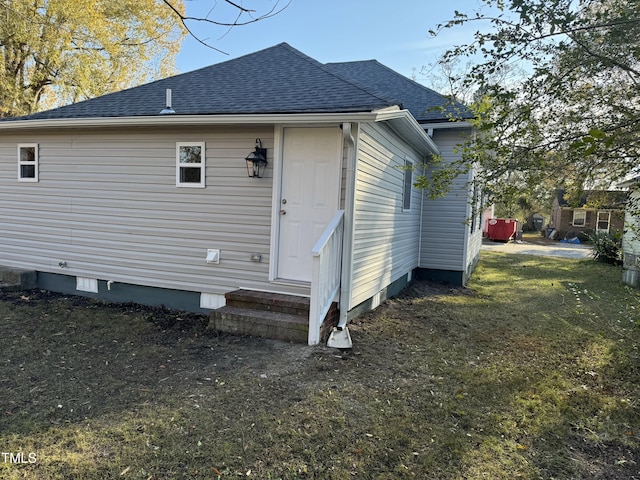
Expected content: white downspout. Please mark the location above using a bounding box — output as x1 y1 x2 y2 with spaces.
461 168 474 280
418 156 426 268
338 122 357 330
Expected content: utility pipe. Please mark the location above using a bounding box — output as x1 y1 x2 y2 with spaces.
338 122 357 329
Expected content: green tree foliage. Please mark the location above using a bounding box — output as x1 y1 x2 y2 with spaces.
429 0 640 201
0 0 186 117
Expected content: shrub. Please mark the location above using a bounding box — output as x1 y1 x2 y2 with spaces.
589 231 623 265
578 228 595 243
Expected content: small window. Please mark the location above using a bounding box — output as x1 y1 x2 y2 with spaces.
572 209 586 227
402 158 413 211
18 144 38 182
176 142 205 188
597 210 611 233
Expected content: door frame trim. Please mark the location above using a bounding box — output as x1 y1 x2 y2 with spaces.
268 124 342 283
268 124 284 282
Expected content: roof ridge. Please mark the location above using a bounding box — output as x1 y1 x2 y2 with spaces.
186 42 293 74
274 45 398 106
10 43 300 120
5 42 404 121
328 59 465 107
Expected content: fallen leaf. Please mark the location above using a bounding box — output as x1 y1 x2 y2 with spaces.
120 466 131 476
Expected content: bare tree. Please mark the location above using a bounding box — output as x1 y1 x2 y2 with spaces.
162 0 291 54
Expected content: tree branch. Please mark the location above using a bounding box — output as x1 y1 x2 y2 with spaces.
566 31 640 81
161 0 291 54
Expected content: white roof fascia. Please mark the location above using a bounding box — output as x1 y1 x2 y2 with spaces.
0 112 381 131
373 109 440 156
372 105 402 114
618 169 640 188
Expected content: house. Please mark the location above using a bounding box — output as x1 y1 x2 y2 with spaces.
550 189 626 238
324 60 481 286
0 43 480 345
619 176 640 287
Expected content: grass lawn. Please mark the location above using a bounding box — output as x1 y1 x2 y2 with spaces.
1 252 639 479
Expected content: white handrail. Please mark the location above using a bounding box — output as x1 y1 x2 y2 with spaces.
308 210 345 345
311 210 346 256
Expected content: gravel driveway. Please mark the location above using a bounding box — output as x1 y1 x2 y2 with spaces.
481 239 593 259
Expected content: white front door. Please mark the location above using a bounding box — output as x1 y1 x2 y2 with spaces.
277 127 341 282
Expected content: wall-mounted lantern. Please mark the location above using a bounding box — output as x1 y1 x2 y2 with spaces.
245 138 267 178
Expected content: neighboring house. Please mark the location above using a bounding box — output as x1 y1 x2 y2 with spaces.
619 176 640 287
0 43 480 345
550 189 626 237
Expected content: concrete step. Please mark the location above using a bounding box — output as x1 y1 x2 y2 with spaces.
224 289 310 316
209 305 308 344
0 266 37 291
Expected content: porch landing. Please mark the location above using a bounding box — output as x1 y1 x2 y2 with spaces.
209 290 311 343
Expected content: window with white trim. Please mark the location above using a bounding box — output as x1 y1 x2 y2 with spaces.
18 144 38 182
597 210 611 233
402 158 413 212
572 209 586 227
176 142 205 187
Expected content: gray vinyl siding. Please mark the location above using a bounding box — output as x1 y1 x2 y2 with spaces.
419 128 480 275
350 122 423 308
0 125 308 296
623 190 640 255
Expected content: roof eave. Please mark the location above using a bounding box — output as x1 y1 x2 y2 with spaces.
0 108 440 157
374 109 440 156
618 176 640 189
0 112 383 130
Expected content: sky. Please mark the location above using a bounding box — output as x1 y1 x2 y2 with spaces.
175 0 491 89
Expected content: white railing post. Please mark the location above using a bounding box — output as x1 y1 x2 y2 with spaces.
309 210 344 345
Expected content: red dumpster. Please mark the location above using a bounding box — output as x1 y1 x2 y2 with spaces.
487 218 517 241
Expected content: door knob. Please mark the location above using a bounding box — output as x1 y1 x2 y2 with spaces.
281 199 287 204
280 209 287 215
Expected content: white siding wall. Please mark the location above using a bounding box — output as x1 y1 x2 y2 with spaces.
419 128 481 280
623 190 640 255
466 209 484 281
349 122 423 308
0 126 309 296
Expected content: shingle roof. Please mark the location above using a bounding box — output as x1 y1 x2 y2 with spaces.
7 43 396 121
325 60 473 122
4 43 471 123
